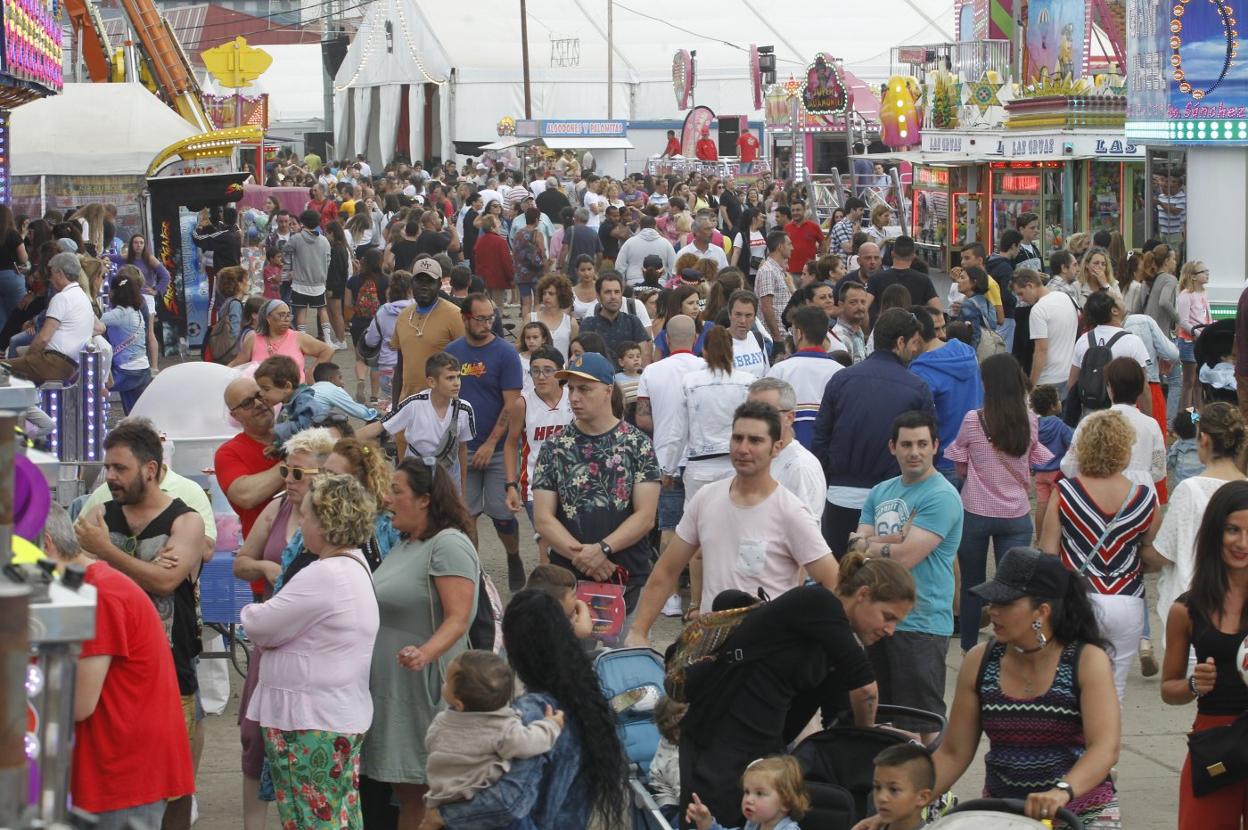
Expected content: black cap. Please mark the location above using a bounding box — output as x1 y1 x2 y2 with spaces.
680 267 703 283
969 547 1071 604
643 254 664 268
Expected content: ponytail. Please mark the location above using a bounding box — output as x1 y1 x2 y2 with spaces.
836 551 916 604
1037 572 1111 653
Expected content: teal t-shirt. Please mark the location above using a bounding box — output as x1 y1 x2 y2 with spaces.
859 472 962 636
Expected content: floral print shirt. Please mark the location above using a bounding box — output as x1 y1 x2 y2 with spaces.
532 419 660 582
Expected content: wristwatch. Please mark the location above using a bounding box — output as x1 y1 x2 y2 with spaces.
600 541 614 559
505 481 518 490
1054 780 1074 801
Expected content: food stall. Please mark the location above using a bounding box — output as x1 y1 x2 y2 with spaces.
481 119 636 180
910 161 983 271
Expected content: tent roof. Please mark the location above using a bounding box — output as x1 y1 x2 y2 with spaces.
12 84 200 176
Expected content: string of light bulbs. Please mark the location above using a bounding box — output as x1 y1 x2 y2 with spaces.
1170 0 1239 100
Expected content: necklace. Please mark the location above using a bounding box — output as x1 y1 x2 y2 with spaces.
405 307 433 337
1171 0 1238 100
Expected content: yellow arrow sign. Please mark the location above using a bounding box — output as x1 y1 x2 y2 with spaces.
201 36 272 89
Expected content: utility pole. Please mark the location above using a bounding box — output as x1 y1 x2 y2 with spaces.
520 0 532 117
322 0 337 150
607 0 613 118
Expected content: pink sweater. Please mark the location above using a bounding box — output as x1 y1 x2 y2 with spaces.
1176 290 1211 341
242 550 379 734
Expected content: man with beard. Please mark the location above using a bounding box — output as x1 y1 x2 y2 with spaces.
74 420 205 830
831 280 870 364
392 258 466 401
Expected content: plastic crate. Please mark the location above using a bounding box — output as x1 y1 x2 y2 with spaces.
200 552 253 625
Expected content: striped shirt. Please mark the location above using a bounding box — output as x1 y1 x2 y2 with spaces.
1056 478 1157 597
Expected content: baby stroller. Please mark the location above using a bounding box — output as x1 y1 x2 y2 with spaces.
792 705 947 830
929 797 1081 829
594 647 675 830
1193 320 1238 404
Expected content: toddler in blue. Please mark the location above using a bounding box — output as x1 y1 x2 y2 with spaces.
255 357 379 445
686 755 808 830
1169 408 1205 485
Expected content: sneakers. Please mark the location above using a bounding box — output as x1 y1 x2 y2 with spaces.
507 554 526 592
1139 638 1159 677
661 594 683 617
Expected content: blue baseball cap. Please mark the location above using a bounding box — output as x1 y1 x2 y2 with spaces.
557 352 615 385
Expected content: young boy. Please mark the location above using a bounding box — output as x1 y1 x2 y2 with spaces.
613 340 643 423
1029 384 1073 528
525 564 593 639
359 352 475 492
871 744 935 830
254 357 379 444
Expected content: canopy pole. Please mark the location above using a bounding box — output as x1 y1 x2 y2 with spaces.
607 0 613 119
520 0 532 118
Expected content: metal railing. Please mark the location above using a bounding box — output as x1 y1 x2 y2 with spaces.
892 40 1013 85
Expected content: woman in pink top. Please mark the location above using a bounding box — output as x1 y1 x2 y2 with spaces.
944 353 1053 652
241 474 380 830
231 299 335 382
1177 260 1213 411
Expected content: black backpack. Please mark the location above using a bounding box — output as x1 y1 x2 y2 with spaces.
1077 330 1127 412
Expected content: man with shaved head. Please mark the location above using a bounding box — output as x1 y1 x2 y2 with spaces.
214 377 284 539
845 240 882 285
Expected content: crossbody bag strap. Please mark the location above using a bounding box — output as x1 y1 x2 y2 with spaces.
977 410 1030 491
1078 488 1135 576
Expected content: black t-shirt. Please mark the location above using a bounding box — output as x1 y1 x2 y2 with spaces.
720 188 742 230
536 189 571 225
0 230 22 270
415 230 452 257
462 209 480 261
390 238 422 272
599 219 622 260
102 498 202 695
867 267 937 326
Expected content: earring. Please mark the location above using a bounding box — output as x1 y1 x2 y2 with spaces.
1032 619 1047 649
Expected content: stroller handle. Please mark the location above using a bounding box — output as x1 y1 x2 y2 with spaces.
875 704 948 750
947 797 1081 828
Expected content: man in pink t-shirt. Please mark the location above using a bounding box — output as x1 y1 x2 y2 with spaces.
625 399 840 645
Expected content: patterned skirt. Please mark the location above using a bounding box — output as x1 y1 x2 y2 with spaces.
263 728 363 830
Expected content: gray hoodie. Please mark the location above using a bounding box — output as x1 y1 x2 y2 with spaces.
365 298 415 367
283 228 331 296
614 227 677 286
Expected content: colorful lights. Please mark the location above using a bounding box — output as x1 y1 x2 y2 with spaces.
2 0 62 91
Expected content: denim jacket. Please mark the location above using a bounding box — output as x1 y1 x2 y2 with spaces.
710 817 802 830
439 692 587 830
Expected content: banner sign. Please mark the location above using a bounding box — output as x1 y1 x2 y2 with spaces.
750 45 763 111
673 49 694 110
680 106 715 157
801 53 848 115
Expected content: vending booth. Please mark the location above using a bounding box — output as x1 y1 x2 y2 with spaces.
911 162 983 271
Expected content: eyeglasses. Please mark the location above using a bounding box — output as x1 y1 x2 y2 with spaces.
279 464 323 481
530 366 558 378
228 392 266 413
467 314 493 324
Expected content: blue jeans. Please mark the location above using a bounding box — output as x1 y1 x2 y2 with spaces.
0 269 23 334
657 474 686 530
1165 339 1183 423
958 510 1034 652
6 328 33 359
111 366 151 414
997 318 1016 353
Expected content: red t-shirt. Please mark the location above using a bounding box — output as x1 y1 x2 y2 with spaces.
737 132 760 162
74 562 194 813
214 432 276 538
785 220 825 274
664 136 682 156
696 138 719 161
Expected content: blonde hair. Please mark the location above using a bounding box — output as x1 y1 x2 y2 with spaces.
1065 232 1090 258
742 756 811 820
1078 247 1114 292
283 427 337 461
675 213 693 234
870 203 891 228
330 437 391 504
305 474 377 548
1074 409 1133 477
1179 260 1208 293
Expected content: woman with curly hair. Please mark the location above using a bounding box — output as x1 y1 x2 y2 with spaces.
1039 408 1165 699
324 437 400 568
361 459 479 829
439 589 627 829
531 273 578 360
241 473 380 830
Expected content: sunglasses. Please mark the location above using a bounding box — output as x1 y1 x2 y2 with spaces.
229 392 266 413
279 464 323 481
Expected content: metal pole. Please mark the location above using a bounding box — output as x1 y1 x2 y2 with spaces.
520 0 532 118
607 0 614 118
322 0 337 146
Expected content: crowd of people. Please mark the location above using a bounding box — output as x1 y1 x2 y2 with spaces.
18 151 1248 830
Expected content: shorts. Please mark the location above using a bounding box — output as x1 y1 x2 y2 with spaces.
349 317 374 349
658 474 686 530
867 630 949 730
180 693 203 742
289 288 326 309
464 450 511 521
1179 337 1197 363
90 799 166 830
1034 470 1062 502
142 293 157 317
516 282 535 298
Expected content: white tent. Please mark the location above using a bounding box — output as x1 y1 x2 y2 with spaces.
12 83 199 175
335 0 955 163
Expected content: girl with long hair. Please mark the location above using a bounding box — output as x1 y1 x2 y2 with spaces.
946 353 1054 652
653 284 706 357
323 220 350 346
730 207 767 286
345 247 387 403
531 274 577 360
704 268 745 325
1143 242 1182 419
101 270 152 413
0 203 28 334
1177 260 1213 412
515 320 553 393
1077 246 1121 304
1164 480 1248 828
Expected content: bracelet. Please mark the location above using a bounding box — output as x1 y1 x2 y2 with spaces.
1189 674 1203 697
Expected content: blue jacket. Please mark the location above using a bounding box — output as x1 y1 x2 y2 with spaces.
812 349 935 489
909 339 983 471
710 818 802 830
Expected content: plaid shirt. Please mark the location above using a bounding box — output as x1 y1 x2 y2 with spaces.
830 216 858 254
754 257 795 336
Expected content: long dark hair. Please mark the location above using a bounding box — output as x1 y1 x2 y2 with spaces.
325 220 349 252
662 285 702 333
0 204 16 235
394 459 473 541
979 353 1030 457
1188 480 1248 631
502 590 626 825
1032 570 1111 652
125 233 146 263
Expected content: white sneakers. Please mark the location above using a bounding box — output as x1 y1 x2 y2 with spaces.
661 594 683 618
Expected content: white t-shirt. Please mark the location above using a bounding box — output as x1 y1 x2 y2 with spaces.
765 351 842 449
1155 476 1241 625
45 282 96 357
1060 402 1166 491
584 191 608 228
381 391 476 482
1070 325 1152 373
676 476 832 609
733 230 767 265
637 352 707 473
731 331 769 377
675 241 730 270
772 440 826 519
1029 290 1079 385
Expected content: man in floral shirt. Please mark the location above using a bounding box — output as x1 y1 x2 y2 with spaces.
532 352 661 610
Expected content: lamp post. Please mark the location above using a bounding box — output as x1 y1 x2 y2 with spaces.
783 75 804 182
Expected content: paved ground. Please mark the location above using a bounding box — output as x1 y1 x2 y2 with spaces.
188 297 1189 830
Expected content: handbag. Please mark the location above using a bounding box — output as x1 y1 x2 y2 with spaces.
1187 713 1248 796
575 566 629 646
971 296 1007 362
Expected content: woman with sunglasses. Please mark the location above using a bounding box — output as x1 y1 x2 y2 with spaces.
232 426 335 830
231 299 335 383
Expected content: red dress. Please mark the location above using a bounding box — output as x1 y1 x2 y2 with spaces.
474 230 516 290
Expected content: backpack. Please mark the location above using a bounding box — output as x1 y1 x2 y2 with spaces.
468 572 505 653
206 297 243 365
355 277 381 320
1077 330 1128 412
516 227 544 270
664 603 763 703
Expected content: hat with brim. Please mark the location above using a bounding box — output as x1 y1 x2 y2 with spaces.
970 547 1070 604
555 352 615 385
410 258 442 281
